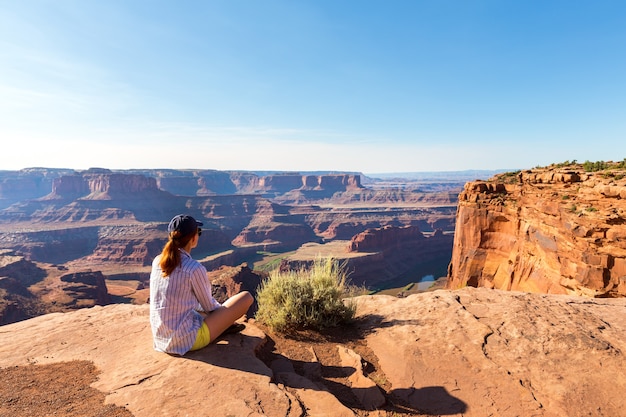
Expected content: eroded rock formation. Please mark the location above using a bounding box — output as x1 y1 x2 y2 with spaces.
348 225 425 252
0 252 49 324
347 227 453 287
59 271 112 307
0 251 113 323
207 264 266 316
447 164 626 296
280 225 453 288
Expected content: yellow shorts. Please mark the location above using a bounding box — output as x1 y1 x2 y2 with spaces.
190 322 211 351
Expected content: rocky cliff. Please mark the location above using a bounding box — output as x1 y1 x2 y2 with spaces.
207 264 266 316
46 170 167 200
0 169 365 200
0 170 453 268
58 271 112 307
127 169 363 197
344 226 453 287
2 287 626 417
0 251 113 324
348 224 425 252
446 163 626 297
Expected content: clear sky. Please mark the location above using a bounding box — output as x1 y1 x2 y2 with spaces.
1 1 625 174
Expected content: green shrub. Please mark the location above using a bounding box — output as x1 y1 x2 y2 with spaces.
255 257 356 332
583 160 609 172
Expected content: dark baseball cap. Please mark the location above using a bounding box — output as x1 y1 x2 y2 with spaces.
167 214 203 237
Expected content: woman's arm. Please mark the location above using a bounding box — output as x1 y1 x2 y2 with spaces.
190 265 222 312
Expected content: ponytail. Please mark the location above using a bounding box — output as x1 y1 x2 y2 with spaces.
159 230 195 276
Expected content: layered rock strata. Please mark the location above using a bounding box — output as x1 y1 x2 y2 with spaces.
0 169 460 314
281 225 453 288
59 271 112 307
447 165 626 296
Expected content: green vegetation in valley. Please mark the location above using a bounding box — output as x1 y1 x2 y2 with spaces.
253 251 294 272
255 257 356 332
237 250 296 272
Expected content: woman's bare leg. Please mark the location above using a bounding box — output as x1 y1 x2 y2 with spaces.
204 291 254 341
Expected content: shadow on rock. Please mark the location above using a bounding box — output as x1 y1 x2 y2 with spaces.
354 313 423 336
392 386 467 415
184 333 273 378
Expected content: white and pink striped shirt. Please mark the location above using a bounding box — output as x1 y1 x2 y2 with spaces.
149 249 222 355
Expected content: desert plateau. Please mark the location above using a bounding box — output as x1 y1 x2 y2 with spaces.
2 162 626 416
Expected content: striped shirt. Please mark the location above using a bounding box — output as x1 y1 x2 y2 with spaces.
149 249 222 355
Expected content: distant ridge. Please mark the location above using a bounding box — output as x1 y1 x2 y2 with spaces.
366 169 513 181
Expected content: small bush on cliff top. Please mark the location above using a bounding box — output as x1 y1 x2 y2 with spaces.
255 258 356 332
583 160 609 172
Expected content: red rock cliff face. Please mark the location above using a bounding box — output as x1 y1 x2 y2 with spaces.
50 175 91 199
59 271 112 307
259 174 362 194
308 174 362 190
84 174 161 199
49 173 162 200
446 166 626 297
348 225 425 252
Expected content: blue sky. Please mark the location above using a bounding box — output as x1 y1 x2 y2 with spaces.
1 1 625 174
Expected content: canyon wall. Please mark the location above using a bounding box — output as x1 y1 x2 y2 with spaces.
0 252 112 324
48 170 166 200
0 169 453 265
446 165 626 297
0 168 364 201
127 169 362 196
280 225 453 288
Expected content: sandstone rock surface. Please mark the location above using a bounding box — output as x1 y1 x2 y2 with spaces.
447 165 626 296
2 287 625 416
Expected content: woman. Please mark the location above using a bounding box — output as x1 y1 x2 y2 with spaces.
150 214 253 355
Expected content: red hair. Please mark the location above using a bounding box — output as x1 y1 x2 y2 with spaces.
159 230 196 276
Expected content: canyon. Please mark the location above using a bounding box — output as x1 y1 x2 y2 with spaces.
4 163 626 416
4 162 626 327
0 168 463 324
